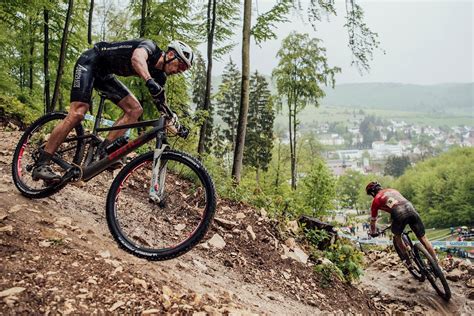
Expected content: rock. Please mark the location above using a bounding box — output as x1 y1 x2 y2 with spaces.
87 276 97 285
193 259 208 272
282 271 291 280
99 250 111 259
235 212 246 219
133 278 147 289
246 225 256 241
446 269 463 282
0 287 26 298
214 217 238 229
39 240 52 248
109 300 125 312
55 217 73 227
467 277 474 288
0 212 7 222
281 244 309 264
174 223 186 231
142 309 161 315
8 205 24 214
220 205 232 212
0 225 13 233
259 208 268 217
162 285 173 297
208 234 226 249
198 241 210 250
286 220 299 234
284 238 297 249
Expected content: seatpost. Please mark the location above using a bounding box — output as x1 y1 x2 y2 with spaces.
92 94 106 135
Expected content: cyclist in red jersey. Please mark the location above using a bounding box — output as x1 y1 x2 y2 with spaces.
366 181 438 263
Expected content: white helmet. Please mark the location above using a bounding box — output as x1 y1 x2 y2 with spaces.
168 40 194 68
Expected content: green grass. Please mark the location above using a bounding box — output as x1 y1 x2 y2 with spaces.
425 228 451 240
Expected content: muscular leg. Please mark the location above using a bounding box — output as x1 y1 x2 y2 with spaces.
44 102 90 154
419 235 438 261
104 94 142 142
32 102 89 182
393 234 408 259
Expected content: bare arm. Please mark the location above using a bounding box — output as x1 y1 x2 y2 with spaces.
370 218 377 234
131 48 152 81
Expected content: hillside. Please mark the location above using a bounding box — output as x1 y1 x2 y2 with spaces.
211 77 473 116
321 83 473 115
1 124 473 314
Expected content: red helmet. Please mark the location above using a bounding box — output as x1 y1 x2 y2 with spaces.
366 181 382 196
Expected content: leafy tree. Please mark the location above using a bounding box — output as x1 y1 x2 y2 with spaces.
272 32 340 189
396 147 474 228
384 155 410 177
359 115 381 148
216 58 241 152
301 157 336 218
244 71 275 186
337 170 365 210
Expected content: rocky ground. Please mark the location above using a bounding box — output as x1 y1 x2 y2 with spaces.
0 124 473 315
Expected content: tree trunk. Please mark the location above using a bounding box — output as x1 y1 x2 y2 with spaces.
291 102 297 189
198 0 217 155
288 98 295 190
43 8 51 112
231 0 252 184
275 138 281 188
51 0 74 111
140 0 147 37
87 0 94 45
28 15 34 93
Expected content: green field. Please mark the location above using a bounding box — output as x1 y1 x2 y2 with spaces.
425 228 452 241
275 105 473 129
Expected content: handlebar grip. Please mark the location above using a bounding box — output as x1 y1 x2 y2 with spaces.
177 125 189 139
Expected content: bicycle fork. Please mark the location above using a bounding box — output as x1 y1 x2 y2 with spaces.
149 144 169 203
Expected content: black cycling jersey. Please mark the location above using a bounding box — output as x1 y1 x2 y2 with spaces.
70 39 166 105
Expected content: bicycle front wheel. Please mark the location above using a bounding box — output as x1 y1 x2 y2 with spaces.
414 243 451 301
106 150 216 261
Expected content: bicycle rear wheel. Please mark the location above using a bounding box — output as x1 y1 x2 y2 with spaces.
11 112 85 198
414 243 451 301
393 235 425 281
106 150 216 261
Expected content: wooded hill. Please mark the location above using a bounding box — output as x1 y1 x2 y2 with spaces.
320 82 473 116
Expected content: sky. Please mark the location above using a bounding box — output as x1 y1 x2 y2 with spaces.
205 0 473 85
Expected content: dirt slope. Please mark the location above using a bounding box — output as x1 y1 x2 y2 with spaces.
0 128 374 315
1 125 472 315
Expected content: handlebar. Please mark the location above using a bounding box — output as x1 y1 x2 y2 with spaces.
369 225 391 238
155 100 189 139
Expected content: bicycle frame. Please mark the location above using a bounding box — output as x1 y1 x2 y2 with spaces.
52 93 170 184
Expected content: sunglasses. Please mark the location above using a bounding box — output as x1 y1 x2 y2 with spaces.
175 55 189 72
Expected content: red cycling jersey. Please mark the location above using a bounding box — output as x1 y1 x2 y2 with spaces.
370 188 408 220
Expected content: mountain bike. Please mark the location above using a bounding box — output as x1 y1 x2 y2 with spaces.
372 226 451 301
11 94 216 261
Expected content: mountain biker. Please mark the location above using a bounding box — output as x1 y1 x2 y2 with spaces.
366 181 438 265
32 39 194 182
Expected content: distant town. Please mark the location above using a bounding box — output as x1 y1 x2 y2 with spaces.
288 117 474 176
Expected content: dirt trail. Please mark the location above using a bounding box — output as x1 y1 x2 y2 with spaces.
1 126 473 314
359 249 474 315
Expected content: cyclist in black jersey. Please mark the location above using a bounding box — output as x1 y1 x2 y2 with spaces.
32 39 194 182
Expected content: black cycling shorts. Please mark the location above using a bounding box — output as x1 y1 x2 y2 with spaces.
70 48 131 105
391 203 426 238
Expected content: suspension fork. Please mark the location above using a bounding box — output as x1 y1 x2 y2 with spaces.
149 126 168 203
